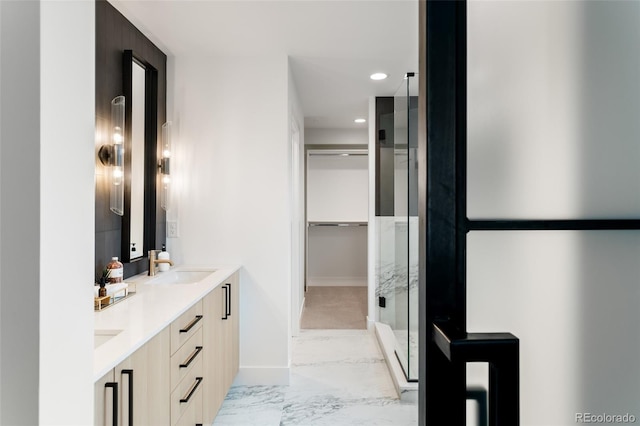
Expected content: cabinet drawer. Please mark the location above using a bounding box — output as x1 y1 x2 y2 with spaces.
171 301 203 355
174 382 203 426
170 356 203 426
171 327 203 389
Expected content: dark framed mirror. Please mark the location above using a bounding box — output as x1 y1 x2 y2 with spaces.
121 49 158 263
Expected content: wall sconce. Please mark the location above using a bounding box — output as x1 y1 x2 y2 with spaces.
98 96 125 216
160 121 171 211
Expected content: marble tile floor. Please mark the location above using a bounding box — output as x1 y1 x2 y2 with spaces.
213 329 418 426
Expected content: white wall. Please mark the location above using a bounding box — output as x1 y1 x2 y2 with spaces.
306 154 368 222
467 1 640 424
40 2 95 424
0 3 40 423
307 226 367 287
0 2 95 424
169 54 292 384
305 127 368 146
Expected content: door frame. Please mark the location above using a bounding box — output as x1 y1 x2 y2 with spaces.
303 144 371 329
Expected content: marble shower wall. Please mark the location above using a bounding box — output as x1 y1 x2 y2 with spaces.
375 216 419 331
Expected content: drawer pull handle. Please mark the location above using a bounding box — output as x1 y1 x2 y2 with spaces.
179 315 203 333
222 285 228 320
121 369 134 426
180 377 203 404
105 382 118 426
180 346 203 368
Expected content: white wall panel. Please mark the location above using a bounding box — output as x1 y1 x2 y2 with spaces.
468 0 640 219
40 2 96 423
468 231 640 425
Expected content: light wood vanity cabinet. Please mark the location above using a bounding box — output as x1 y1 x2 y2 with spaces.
94 327 171 426
95 272 240 426
224 273 240 389
202 284 224 422
203 272 240 424
170 301 204 426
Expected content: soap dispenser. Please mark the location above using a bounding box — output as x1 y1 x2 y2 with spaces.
158 244 170 272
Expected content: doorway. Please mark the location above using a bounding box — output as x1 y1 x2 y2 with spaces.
301 147 369 330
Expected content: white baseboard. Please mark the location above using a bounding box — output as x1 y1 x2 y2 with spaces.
234 366 291 386
307 276 367 287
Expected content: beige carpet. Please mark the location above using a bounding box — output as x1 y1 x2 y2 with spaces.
300 286 367 329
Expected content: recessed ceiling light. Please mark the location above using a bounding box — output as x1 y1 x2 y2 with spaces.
370 73 388 81
354 118 366 123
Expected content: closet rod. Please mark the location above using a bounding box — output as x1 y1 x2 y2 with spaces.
307 153 368 157
308 222 368 227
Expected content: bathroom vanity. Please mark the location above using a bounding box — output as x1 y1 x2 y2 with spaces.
94 266 240 426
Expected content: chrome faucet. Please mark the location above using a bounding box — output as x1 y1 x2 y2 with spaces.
148 250 174 276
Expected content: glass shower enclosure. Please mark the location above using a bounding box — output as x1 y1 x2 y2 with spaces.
377 74 419 381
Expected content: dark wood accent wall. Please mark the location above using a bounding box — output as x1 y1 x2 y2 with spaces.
95 0 166 279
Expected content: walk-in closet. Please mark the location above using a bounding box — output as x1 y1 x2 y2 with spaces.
302 148 369 329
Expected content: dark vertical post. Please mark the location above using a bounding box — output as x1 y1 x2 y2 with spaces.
418 0 468 424
489 345 520 425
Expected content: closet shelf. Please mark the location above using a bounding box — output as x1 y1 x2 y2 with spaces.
308 221 368 227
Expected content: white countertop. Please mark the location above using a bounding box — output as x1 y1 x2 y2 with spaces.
94 264 241 381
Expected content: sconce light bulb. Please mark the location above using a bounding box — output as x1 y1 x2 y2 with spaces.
163 175 171 184
163 149 171 158
113 126 124 144
113 168 123 179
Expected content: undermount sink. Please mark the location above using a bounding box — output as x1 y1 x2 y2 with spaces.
95 329 123 349
149 269 216 285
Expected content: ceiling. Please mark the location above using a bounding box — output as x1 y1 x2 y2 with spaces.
110 0 419 129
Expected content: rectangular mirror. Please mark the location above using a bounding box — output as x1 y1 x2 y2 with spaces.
122 50 158 263
129 59 145 260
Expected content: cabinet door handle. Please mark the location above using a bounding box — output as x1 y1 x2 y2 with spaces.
179 315 203 333
121 369 134 426
225 283 231 317
105 382 118 426
180 346 203 368
222 286 228 320
179 377 203 403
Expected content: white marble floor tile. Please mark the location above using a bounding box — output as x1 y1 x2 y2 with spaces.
291 361 397 399
212 385 286 426
212 330 418 426
280 395 417 426
293 330 383 364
